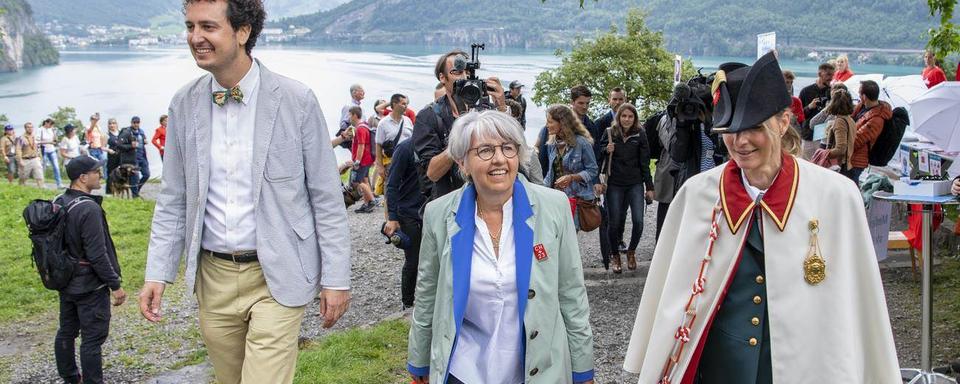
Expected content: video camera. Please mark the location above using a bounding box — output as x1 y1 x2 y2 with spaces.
667 69 715 125
453 43 493 110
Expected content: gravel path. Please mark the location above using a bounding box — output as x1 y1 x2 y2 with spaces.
7 183 958 383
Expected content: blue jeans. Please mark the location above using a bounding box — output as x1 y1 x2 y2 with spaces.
606 183 646 251
88 148 107 175
130 156 149 197
42 150 62 187
843 167 864 188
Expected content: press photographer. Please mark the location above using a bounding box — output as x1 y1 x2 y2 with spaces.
667 71 727 192
412 45 509 202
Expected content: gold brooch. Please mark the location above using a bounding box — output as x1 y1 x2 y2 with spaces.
804 219 826 285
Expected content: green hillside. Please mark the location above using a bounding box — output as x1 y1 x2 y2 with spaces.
279 0 943 56
26 0 180 27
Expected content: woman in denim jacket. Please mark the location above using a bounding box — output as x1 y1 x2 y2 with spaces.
543 105 599 228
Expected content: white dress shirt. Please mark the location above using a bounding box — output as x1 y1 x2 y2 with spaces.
201 61 260 253
449 198 524 384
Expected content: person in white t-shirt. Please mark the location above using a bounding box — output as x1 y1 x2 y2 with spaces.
37 118 63 188
59 124 82 166
375 93 414 218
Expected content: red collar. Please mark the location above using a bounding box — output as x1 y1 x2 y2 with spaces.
718 153 799 234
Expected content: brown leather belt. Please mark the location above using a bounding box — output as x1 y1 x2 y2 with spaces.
21 155 37 159
204 249 258 263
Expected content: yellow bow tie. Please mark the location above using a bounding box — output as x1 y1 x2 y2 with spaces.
213 86 244 107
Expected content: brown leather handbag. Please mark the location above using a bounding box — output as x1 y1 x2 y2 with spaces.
577 198 602 232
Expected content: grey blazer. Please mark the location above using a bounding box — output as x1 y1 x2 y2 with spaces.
145 60 351 307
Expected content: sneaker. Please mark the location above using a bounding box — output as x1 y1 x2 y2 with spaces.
355 201 375 213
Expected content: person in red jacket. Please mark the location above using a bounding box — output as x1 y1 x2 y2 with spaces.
151 115 167 158
956 60 959 81
832 54 855 83
849 80 892 186
782 70 806 130
922 50 947 88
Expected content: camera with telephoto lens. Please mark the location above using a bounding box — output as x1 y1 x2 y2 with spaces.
667 70 715 125
453 43 493 110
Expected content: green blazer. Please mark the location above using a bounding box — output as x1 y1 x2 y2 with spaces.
407 177 595 383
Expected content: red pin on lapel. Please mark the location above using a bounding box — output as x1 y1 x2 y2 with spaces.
534 244 548 262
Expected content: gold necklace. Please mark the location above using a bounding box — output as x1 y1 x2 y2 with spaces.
477 206 502 252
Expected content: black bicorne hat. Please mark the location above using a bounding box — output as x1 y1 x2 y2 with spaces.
711 51 791 133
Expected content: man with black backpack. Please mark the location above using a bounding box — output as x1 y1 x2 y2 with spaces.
54 155 125 384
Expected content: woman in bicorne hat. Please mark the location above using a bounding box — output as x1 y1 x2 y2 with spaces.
622 52 900 384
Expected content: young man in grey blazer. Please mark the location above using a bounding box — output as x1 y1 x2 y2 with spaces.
138 1 351 383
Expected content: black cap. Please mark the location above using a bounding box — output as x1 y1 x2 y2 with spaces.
63 123 76 133
131 116 141 123
66 155 104 181
509 80 524 89
711 51 791 133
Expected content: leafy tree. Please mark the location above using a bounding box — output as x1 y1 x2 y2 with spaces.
927 0 959 79
0 113 8 125
532 10 696 117
48 106 82 135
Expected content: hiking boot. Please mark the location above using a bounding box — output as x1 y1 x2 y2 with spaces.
612 252 622 274
626 250 637 270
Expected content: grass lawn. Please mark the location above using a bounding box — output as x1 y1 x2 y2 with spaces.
0 183 154 321
0 182 409 382
295 319 410 384
934 256 960 332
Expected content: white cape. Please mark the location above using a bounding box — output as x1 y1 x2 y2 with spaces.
624 156 900 383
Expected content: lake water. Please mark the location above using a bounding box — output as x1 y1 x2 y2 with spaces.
0 45 925 177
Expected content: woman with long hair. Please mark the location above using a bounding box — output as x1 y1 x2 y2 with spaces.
832 54 855 83
822 89 857 180
624 52 899 384
543 104 599 229
598 103 654 273
104 118 121 192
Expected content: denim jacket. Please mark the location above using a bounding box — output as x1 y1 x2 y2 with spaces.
544 135 599 200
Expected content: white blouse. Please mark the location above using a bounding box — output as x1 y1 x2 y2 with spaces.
448 198 524 383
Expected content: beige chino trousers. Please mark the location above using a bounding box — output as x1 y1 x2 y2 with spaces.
197 255 306 384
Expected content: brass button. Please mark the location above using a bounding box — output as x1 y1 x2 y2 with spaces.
751 317 760 326
749 337 758 346
753 295 762 305
530 330 539 340
755 275 765 284
528 289 536 299
530 367 539 376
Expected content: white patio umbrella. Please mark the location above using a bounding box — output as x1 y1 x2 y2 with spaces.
910 82 960 152
843 73 885 103
881 75 927 110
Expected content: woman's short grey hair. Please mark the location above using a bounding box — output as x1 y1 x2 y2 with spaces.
448 110 530 182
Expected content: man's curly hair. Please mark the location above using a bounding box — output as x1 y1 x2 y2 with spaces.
183 0 266 57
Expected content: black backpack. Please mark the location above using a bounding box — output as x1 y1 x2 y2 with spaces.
869 106 909 167
22 196 89 290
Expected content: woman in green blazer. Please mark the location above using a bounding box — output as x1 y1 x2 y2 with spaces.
407 110 594 384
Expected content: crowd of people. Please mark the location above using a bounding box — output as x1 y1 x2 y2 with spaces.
3 114 167 198
17 1 960 383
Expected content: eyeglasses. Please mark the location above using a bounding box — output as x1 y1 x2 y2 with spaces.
470 143 519 161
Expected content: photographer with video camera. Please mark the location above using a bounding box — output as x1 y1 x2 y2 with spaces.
668 73 726 192
412 45 509 203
